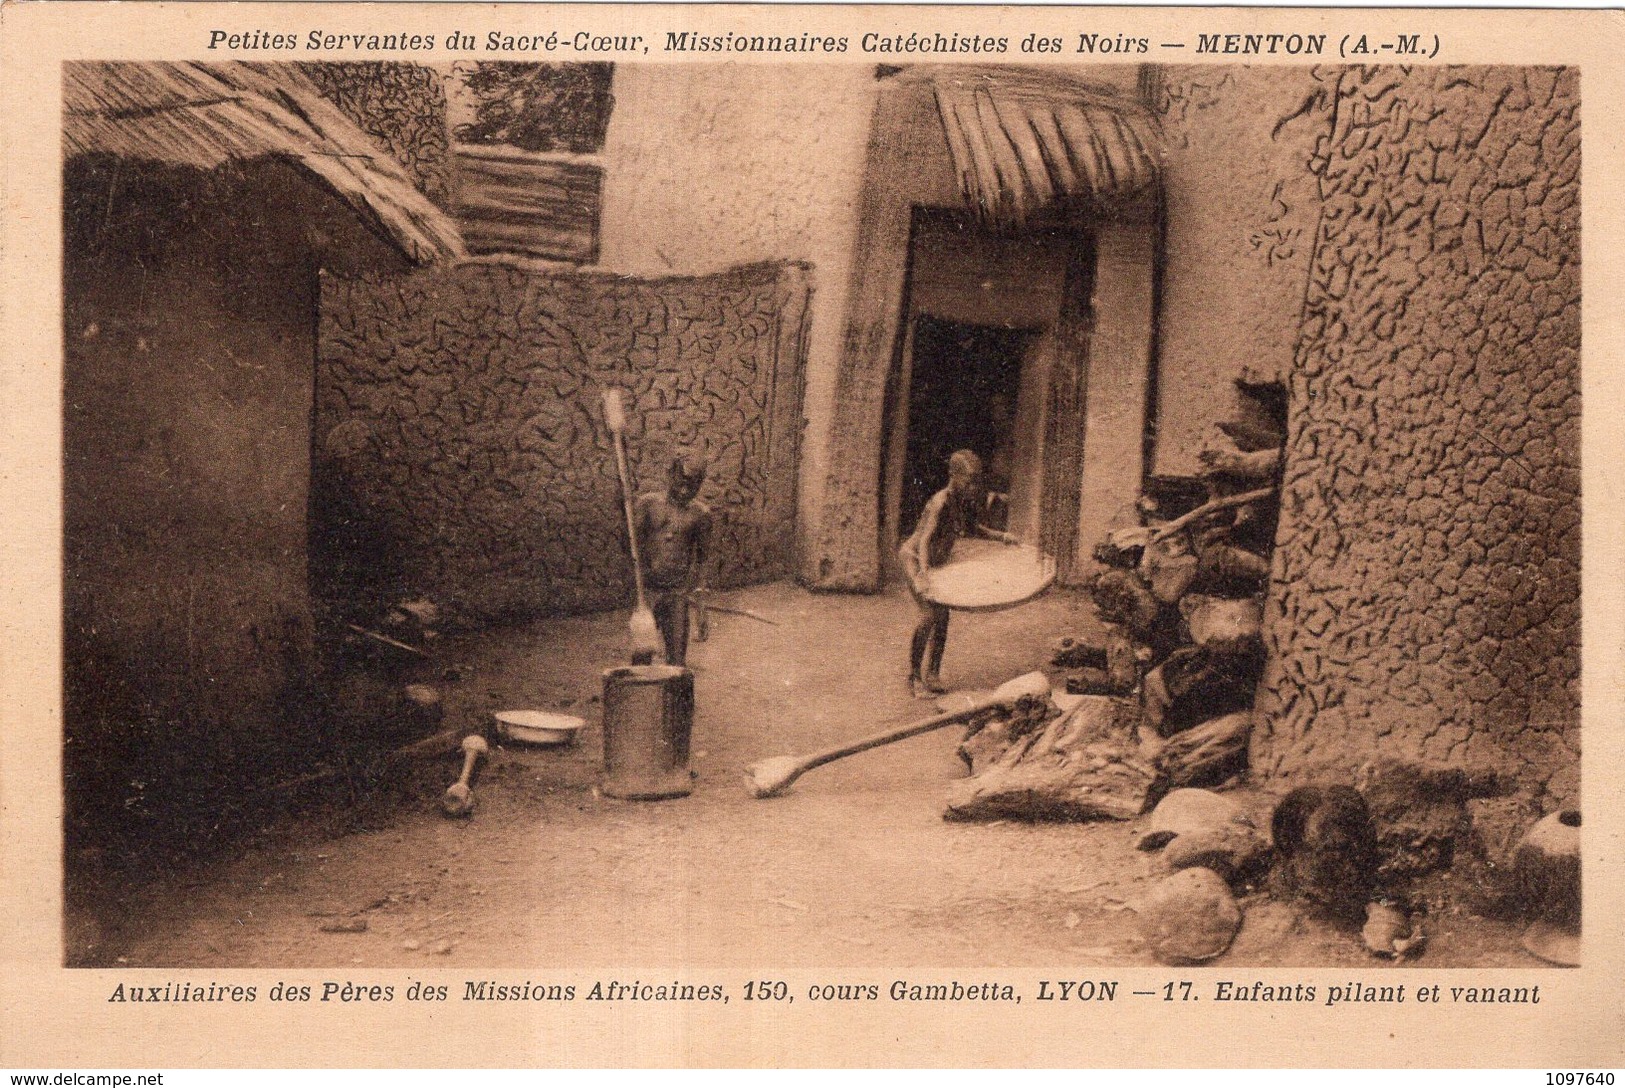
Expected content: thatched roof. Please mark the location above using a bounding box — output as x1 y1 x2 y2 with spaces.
931 68 1162 228
63 61 465 264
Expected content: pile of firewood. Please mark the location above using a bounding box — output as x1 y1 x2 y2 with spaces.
950 387 1284 820
1080 391 1282 790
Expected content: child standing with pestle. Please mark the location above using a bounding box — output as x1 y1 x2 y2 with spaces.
633 453 713 668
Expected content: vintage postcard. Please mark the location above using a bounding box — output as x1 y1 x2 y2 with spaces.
2 0 1623 1070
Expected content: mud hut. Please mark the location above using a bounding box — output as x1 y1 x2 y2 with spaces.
62 61 465 854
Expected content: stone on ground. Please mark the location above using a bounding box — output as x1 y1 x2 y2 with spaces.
1361 901 1426 959
1137 867 1242 964
1137 786 1268 880
1136 787 1245 848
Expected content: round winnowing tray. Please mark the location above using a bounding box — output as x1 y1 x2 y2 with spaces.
920 539 1058 613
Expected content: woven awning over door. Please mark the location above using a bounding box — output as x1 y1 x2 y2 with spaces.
932 69 1163 228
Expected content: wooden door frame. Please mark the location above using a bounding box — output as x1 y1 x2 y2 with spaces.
877 230 1097 583
804 70 1160 591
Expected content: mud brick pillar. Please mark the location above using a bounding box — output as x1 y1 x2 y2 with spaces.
1251 68 1580 808
1072 221 1156 580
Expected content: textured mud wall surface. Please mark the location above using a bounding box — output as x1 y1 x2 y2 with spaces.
600 65 874 276
1252 67 1580 804
62 158 406 842
302 62 453 202
1153 66 1325 476
317 261 810 620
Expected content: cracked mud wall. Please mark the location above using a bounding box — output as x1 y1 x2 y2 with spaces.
317 260 810 621
1247 67 1580 804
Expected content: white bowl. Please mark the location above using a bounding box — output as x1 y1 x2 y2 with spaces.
494 710 585 746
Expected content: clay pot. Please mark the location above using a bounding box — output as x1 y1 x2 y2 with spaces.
1514 809 1580 924
1514 809 1580 966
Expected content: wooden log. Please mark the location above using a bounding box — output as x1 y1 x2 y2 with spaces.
957 695 1060 775
1050 637 1109 670
1154 711 1253 790
958 718 1019 776
1140 535 1200 603
1142 645 1264 738
1193 543 1272 595
1183 596 1264 650
1198 445 1282 480
1063 668 1118 697
1150 487 1276 543
1088 568 1161 638
1105 626 1143 691
945 696 1155 822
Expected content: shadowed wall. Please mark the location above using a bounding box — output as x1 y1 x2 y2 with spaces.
63 157 409 841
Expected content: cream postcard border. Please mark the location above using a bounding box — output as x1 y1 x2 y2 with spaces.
2 2 1622 1068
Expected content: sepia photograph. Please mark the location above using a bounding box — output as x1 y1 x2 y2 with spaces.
4 1 1622 1070
57 54 1580 972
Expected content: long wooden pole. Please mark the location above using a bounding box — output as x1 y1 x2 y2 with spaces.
602 389 662 659
1150 486 1276 543
745 671 1051 797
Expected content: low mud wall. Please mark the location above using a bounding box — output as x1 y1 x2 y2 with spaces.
316 260 810 621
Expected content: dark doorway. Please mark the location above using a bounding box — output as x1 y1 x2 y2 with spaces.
899 316 1033 536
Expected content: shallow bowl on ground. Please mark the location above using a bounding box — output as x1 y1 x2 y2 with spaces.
494 710 585 746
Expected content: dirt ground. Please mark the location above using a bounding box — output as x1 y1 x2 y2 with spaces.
68 582 1541 970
